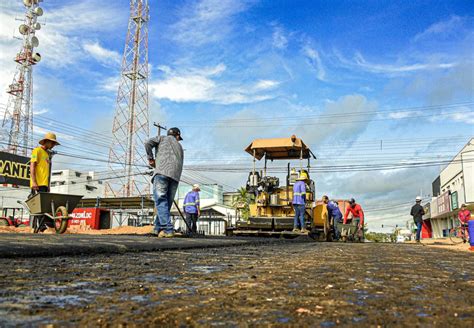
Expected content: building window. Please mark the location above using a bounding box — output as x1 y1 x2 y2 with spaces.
75 172 82 178
85 185 97 191
52 171 62 176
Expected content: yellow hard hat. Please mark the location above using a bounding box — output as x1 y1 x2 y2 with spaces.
39 132 60 145
297 171 308 181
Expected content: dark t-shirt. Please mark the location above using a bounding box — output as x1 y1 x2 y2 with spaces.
410 204 425 223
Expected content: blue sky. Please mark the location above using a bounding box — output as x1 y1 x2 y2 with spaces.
1 0 473 231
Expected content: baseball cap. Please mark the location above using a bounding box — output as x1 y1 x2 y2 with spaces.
167 127 183 140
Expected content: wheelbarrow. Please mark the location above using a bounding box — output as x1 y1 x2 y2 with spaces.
339 223 363 242
23 193 83 234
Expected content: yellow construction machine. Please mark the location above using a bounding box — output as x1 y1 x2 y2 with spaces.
228 135 331 240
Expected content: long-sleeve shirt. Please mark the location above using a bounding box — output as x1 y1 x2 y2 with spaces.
144 135 184 182
458 209 471 224
410 204 425 223
327 201 343 222
184 191 200 214
292 181 306 205
344 204 364 224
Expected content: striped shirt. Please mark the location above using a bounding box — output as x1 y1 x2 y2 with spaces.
292 181 306 205
183 191 200 214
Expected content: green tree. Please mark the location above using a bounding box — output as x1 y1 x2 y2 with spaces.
233 187 252 221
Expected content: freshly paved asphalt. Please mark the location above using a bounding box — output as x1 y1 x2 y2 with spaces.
0 234 305 258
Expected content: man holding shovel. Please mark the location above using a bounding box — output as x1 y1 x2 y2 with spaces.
145 127 184 238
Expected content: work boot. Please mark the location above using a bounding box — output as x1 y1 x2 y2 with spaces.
300 228 309 234
292 228 300 233
157 231 166 238
163 232 175 238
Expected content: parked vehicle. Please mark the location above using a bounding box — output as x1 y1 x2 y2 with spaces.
0 207 29 227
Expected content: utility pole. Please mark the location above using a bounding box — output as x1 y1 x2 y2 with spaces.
1 0 44 155
106 0 150 197
153 122 166 137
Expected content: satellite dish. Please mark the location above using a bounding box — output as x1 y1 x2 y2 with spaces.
33 22 41 30
31 36 39 47
32 53 41 63
19 24 29 35
34 7 43 16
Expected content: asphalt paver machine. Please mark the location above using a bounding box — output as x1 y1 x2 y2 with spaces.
229 135 331 240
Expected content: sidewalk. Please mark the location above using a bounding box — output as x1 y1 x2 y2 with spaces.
406 238 473 252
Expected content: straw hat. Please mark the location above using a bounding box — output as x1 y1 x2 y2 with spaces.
39 132 60 145
192 184 201 191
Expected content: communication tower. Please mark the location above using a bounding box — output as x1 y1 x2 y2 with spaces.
1 0 44 156
105 0 150 197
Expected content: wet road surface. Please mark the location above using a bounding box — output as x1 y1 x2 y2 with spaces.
0 239 473 327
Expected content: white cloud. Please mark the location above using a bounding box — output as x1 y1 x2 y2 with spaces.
300 94 378 143
353 52 456 74
254 79 280 90
33 108 49 115
151 75 216 103
387 111 422 119
170 0 254 46
150 64 280 105
83 41 121 66
101 76 120 93
272 25 288 49
302 44 326 81
413 15 464 42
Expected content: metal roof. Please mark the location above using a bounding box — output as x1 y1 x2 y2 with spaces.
244 135 312 160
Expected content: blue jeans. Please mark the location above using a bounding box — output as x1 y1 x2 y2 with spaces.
415 221 422 241
294 204 305 229
333 217 343 240
152 175 179 234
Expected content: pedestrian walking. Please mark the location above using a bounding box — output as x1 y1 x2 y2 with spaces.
410 196 425 243
145 127 184 238
344 198 365 241
292 171 308 233
183 184 201 234
29 132 60 231
323 196 343 240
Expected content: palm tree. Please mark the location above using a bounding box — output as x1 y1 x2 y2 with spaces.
232 187 252 220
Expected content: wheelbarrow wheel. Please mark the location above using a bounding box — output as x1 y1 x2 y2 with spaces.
54 206 69 234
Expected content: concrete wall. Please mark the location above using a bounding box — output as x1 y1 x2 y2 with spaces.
51 170 104 198
439 139 474 193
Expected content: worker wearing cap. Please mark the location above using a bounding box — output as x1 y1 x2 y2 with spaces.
344 198 365 240
30 132 60 194
458 204 471 245
410 196 425 243
292 171 308 233
145 127 184 238
183 184 201 234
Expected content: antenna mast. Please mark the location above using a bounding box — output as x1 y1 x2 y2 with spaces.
2 0 44 155
105 0 150 197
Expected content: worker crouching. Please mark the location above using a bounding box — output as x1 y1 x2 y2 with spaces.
293 171 308 233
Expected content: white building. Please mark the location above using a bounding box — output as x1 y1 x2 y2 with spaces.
427 138 474 238
50 170 104 198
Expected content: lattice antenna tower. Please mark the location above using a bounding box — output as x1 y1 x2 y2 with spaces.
105 0 150 197
1 0 44 156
